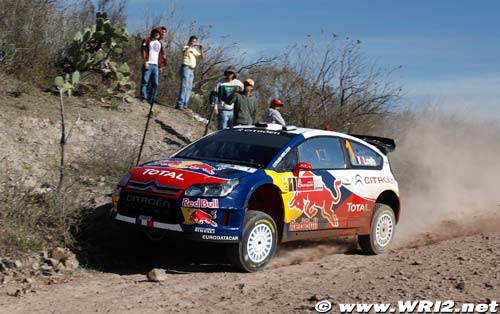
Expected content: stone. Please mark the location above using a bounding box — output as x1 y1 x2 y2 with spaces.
63 256 79 271
0 261 7 273
147 269 167 282
51 247 68 261
45 258 59 267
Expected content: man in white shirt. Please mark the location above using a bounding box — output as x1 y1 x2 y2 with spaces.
140 28 164 103
211 67 244 129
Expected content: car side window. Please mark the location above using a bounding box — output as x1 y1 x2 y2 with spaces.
297 137 346 169
344 139 382 167
275 148 298 172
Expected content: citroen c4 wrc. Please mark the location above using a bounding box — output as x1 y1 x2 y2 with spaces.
111 124 400 272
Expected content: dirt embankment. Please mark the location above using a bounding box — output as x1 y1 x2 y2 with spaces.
1 75 500 313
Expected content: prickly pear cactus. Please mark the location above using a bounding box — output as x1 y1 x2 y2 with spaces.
57 12 134 100
55 71 80 97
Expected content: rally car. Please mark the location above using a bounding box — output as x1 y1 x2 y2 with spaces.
111 124 400 271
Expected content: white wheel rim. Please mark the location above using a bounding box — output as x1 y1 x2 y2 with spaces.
375 213 394 247
247 223 273 263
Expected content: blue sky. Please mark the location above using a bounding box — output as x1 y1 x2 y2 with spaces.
125 0 500 116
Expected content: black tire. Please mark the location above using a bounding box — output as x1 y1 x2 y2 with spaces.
358 203 396 255
227 210 277 272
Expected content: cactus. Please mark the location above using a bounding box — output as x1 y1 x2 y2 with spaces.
55 70 80 97
56 12 133 101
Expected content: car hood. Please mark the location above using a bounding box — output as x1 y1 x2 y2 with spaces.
126 158 258 191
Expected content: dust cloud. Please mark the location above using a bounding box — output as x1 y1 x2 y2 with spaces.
389 109 500 247
267 110 500 267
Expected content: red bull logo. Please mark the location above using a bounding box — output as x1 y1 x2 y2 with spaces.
288 173 342 227
156 160 217 175
189 209 218 227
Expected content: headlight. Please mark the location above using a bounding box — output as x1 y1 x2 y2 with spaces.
185 179 239 197
117 173 131 187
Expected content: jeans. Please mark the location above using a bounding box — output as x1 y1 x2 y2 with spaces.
217 110 233 129
176 65 194 108
140 64 159 103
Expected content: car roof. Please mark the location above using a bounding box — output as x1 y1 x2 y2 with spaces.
234 124 360 141
233 124 386 155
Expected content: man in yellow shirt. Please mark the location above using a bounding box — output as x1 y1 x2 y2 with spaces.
175 35 204 110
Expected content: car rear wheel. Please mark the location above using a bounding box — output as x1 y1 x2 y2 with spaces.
358 203 396 254
227 210 277 272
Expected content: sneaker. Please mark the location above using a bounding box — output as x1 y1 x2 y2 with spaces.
175 106 184 110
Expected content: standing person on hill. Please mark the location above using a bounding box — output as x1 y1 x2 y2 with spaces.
263 98 286 126
140 28 165 103
228 78 258 126
175 35 204 110
211 67 244 129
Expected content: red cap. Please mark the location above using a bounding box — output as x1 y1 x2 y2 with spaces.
271 98 284 106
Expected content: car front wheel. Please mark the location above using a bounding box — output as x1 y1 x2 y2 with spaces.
358 203 396 254
227 210 277 272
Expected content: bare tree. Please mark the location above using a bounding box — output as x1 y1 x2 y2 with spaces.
260 33 402 131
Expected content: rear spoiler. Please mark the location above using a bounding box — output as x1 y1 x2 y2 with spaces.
348 134 396 155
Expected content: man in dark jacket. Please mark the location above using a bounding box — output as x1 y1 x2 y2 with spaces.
228 78 257 126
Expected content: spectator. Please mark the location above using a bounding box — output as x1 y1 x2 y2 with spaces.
211 67 244 129
175 35 204 110
263 98 286 126
228 78 258 126
140 28 164 103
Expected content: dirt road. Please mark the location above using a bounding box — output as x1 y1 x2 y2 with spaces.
0 229 499 314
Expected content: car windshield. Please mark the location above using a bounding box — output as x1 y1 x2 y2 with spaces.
174 128 296 168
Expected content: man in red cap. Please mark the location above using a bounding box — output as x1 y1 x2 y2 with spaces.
263 98 286 126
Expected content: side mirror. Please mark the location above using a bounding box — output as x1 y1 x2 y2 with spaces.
292 162 313 177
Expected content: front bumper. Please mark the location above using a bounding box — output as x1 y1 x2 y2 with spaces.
112 212 241 243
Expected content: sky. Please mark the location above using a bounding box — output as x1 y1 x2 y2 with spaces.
125 0 500 117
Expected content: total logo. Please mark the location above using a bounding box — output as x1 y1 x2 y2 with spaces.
347 202 370 212
142 168 184 180
182 198 219 209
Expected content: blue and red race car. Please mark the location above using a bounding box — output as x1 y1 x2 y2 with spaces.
112 124 400 271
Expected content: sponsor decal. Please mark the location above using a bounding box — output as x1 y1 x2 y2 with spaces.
142 168 184 180
289 217 319 231
255 219 275 233
126 194 171 208
194 227 215 234
153 160 217 175
189 209 218 227
287 176 323 192
288 171 342 227
272 146 291 168
136 215 154 227
182 198 219 209
347 202 370 212
354 174 363 185
298 176 323 191
364 176 396 185
236 128 280 135
202 235 238 241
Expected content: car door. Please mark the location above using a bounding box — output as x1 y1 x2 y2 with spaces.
283 136 350 230
340 138 385 228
